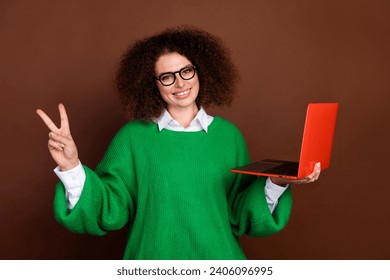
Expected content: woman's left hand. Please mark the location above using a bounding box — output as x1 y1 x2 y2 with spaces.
270 162 321 187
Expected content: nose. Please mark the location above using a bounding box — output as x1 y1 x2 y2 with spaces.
174 73 185 88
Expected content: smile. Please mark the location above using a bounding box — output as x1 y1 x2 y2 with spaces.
173 89 190 96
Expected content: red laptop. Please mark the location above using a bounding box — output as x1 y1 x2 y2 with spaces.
230 103 339 179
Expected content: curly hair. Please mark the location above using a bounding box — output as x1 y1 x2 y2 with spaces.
115 26 239 121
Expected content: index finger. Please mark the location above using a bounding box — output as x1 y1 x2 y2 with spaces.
36 108 60 133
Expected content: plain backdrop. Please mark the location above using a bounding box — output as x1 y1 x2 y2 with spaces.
1 0 389 259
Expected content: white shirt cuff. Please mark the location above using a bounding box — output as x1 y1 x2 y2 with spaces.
53 161 85 210
264 177 289 214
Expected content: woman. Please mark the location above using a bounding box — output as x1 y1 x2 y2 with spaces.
37 27 320 259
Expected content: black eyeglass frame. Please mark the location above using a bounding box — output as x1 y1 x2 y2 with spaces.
155 65 197 86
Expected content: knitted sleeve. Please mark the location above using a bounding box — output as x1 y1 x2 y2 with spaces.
228 129 292 237
53 124 136 236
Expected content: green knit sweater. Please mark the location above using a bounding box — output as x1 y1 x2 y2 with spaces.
53 116 292 259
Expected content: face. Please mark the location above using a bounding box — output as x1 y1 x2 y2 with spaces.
154 52 200 113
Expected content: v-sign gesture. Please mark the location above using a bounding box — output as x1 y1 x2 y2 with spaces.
36 103 79 171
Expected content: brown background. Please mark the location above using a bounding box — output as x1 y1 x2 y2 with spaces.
1 0 389 259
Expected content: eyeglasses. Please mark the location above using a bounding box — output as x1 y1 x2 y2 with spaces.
155 65 197 86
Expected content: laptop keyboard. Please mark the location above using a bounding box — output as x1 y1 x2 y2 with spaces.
265 162 299 176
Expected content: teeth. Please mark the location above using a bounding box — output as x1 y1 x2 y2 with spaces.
174 89 189 96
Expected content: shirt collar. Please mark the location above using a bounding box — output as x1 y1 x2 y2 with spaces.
155 107 213 133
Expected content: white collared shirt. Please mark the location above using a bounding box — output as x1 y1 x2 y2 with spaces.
55 108 287 212
156 107 213 132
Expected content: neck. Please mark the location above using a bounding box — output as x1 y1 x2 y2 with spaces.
167 104 199 128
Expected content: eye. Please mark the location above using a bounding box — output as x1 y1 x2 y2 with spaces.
160 74 173 81
181 67 193 74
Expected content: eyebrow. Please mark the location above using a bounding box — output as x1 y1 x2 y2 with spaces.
156 64 193 77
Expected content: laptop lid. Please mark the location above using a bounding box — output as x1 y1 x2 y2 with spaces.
297 102 339 178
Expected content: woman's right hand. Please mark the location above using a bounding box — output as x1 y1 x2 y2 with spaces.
36 103 79 171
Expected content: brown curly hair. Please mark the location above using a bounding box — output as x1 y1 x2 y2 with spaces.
115 26 239 121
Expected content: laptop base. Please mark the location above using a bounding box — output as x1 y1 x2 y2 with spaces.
230 159 299 179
